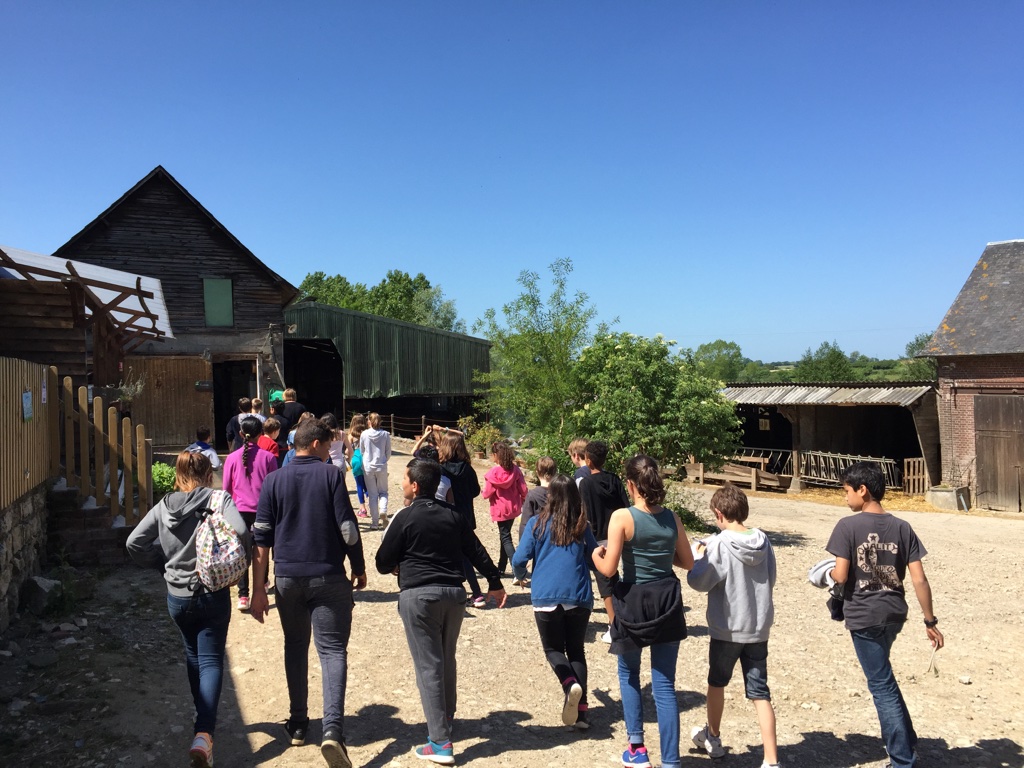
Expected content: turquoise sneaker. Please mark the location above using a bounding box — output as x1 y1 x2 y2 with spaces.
415 739 455 765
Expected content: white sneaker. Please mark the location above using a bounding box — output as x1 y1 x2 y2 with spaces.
760 762 781 768
691 724 725 758
601 629 612 643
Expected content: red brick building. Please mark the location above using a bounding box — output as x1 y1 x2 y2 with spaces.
926 240 1024 512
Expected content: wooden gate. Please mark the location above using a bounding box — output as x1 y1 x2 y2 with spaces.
974 395 1024 512
125 356 213 447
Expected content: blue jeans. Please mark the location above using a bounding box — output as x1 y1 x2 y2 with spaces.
167 589 231 735
275 574 354 734
851 623 918 768
617 641 681 768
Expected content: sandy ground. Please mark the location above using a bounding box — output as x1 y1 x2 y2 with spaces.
2 448 1022 768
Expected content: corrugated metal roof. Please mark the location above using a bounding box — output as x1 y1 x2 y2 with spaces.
285 302 490 399
0 244 174 339
721 384 933 407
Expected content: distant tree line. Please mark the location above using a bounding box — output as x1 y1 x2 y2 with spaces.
298 270 466 333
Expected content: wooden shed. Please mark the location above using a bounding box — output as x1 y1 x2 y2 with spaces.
52 166 299 448
924 239 1024 512
0 245 171 386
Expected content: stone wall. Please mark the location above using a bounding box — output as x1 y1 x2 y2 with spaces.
0 484 48 634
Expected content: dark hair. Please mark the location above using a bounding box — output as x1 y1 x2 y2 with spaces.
438 432 470 463
407 458 441 498
534 474 588 547
710 483 749 523
195 426 211 442
535 456 557 481
270 401 285 415
239 416 263 477
624 454 665 506
321 412 340 431
174 450 213 492
418 443 440 463
294 418 333 451
237 397 252 414
585 440 609 469
262 417 281 436
491 441 515 471
842 461 886 502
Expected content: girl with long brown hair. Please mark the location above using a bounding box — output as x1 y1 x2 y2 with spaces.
512 474 598 729
439 432 485 606
482 440 529 583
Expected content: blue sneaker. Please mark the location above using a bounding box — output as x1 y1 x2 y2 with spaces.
415 739 455 765
622 745 651 767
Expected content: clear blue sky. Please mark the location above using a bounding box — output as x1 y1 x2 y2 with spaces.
2 3 1021 362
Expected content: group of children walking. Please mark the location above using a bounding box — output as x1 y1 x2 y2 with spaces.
154 405 940 768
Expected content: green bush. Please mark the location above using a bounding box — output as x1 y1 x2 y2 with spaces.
664 482 716 535
457 416 506 456
152 462 176 494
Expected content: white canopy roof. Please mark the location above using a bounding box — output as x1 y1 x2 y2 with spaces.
0 244 173 342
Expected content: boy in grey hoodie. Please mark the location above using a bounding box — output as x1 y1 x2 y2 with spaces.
687 484 779 768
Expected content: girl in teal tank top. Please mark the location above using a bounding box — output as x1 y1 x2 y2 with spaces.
592 455 695 768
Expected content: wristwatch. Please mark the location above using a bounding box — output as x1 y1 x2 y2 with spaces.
924 617 939 628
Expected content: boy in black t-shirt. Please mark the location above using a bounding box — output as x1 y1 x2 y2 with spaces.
825 462 944 768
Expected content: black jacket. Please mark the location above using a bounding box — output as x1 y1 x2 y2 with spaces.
441 460 481 529
375 496 501 592
610 574 687 653
579 470 629 541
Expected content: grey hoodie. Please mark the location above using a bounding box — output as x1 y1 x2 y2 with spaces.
126 487 252 597
687 528 776 643
359 427 392 472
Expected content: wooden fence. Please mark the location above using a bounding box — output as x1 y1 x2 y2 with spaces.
0 358 53 510
59 377 153 526
1 355 153 530
903 457 928 495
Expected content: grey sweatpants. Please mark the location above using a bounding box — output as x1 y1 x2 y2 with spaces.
397 585 467 744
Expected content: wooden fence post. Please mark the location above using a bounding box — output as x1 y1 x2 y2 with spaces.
63 377 74 488
421 415 426 435
390 413 395 435
77 386 91 498
145 438 153 509
122 417 134 524
136 424 151 515
108 407 121 522
48 367 59 478
93 396 106 505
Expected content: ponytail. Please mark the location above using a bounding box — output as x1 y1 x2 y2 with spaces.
624 454 666 506
239 416 262 478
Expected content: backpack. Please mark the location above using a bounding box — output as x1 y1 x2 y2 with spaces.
193 490 248 592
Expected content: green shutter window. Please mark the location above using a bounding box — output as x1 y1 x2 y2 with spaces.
204 278 234 327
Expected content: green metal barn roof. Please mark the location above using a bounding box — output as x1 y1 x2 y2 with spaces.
284 302 490 398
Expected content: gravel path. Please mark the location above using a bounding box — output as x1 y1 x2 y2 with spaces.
2 449 1020 767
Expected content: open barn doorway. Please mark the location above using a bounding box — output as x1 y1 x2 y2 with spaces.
284 339 345 420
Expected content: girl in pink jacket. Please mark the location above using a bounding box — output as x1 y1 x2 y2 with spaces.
482 441 530 586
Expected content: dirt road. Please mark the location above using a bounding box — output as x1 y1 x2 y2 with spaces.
2 450 1021 768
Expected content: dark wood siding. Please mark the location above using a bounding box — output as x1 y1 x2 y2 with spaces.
0 281 86 379
125 355 214 447
975 394 1024 512
54 173 287 333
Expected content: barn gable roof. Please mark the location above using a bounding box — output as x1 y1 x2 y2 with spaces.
925 240 1024 357
54 165 299 304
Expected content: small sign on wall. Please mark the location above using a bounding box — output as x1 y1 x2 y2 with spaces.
22 389 33 422
195 380 214 392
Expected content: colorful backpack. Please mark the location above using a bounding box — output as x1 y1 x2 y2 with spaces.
193 490 248 592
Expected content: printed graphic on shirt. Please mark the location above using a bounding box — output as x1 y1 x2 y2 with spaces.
856 533 900 592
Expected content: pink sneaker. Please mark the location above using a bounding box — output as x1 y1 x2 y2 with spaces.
189 732 213 767
357 509 369 518
237 596 249 612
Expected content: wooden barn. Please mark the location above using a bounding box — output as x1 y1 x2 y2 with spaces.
284 301 491 425
721 382 940 494
52 166 299 448
925 239 1024 512
0 245 171 386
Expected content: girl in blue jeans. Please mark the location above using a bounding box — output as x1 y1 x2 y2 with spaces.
593 455 694 768
127 451 252 768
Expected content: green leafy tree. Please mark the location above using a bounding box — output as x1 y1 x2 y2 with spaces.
298 270 465 332
895 331 938 380
573 333 740 472
794 341 857 382
693 339 744 383
474 258 598 438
